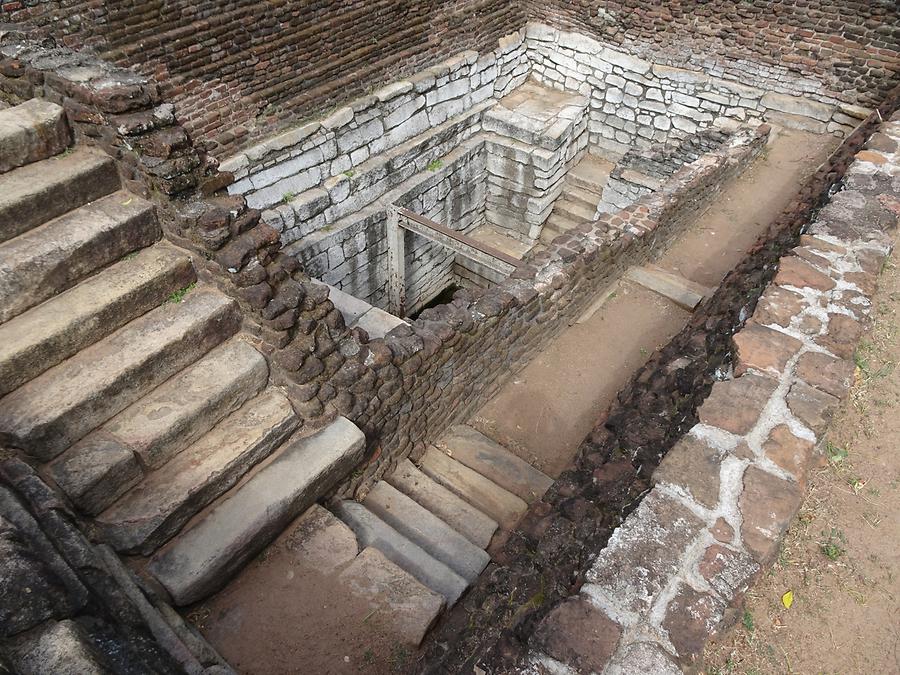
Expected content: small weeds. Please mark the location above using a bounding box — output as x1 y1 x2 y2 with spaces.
824 440 848 464
282 191 297 203
741 609 755 634
426 159 443 172
820 528 846 561
167 282 196 303
362 649 375 665
343 170 355 178
390 645 409 669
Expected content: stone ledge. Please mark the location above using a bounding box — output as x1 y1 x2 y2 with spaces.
524 111 900 673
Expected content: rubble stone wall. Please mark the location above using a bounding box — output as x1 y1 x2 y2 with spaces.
527 0 900 111
519 115 900 675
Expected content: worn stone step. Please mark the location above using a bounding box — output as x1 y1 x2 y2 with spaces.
339 547 445 646
96 389 299 555
625 265 714 312
49 339 269 516
563 185 602 211
0 99 71 174
334 500 469 606
364 481 489 583
387 459 498 549
436 425 554 504
418 447 528 530
147 418 366 606
0 149 120 243
555 198 595 222
0 242 194 398
0 190 161 323
0 288 240 462
546 212 583 233
567 154 614 193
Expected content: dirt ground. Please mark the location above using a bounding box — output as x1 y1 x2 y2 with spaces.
704 247 900 675
474 127 837 478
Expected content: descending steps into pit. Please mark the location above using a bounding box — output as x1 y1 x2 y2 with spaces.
540 153 614 245
0 100 374 627
327 423 552 638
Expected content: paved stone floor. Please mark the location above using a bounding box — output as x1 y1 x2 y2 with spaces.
472 127 839 477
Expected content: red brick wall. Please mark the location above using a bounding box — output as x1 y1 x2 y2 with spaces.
4 0 524 155
526 0 900 110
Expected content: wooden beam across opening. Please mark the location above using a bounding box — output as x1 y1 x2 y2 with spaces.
394 207 522 276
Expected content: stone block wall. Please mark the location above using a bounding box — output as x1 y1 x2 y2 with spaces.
526 0 900 110
227 37 527 243
483 91 589 241
2 0 527 156
525 23 875 159
292 141 488 314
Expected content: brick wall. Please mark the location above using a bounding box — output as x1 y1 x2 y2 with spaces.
526 0 900 110
3 0 525 156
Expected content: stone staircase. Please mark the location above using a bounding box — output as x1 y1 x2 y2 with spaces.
540 153 614 245
332 423 553 632
0 99 364 610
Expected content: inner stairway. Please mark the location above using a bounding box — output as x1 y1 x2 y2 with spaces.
540 153 614 245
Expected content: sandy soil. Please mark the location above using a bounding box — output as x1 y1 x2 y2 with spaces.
473 128 838 478
704 246 900 675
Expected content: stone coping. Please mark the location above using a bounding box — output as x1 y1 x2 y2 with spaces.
518 116 900 674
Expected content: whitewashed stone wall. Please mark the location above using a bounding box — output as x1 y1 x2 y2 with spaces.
483 94 589 241
524 22 869 159
223 31 528 234
286 142 488 314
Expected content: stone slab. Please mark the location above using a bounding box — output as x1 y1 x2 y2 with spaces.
739 466 803 564
97 389 299 555
626 265 713 311
363 481 489 583
435 425 553 503
97 338 268 469
0 241 195 397
419 446 528 529
0 289 240 461
338 547 444 646
0 149 119 243
387 459 498 549
148 417 365 605
697 373 778 435
284 504 358 572
0 190 160 323
334 500 468 606
532 597 622 672
732 322 802 377
9 619 108 674
0 98 71 173
652 433 724 509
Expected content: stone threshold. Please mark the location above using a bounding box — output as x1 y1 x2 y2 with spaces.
516 114 900 674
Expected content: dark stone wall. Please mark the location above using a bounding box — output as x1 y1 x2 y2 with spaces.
2 0 525 155
526 0 900 109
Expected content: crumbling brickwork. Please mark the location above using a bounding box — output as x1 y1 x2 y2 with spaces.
2 0 525 155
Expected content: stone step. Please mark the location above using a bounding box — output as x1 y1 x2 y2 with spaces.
563 185 602 211
546 212 583 233
0 288 240 462
96 389 299 555
0 99 71 174
334 500 469 606
567 154 614 193
539 223 564 246
0 149 120 243
147 418 366 606
387 459 498 549
363 481 490 583
339 547 445 647
435 425 554 504
625 265 714 312
0 190 161 324
554 198 595 223
0 242 194 398
49 339 269 516
418 447 528 530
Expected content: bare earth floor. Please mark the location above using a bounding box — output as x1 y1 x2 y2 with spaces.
473 127 838 477
704 246 900 675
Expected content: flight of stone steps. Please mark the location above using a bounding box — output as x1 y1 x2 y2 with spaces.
0 99 364 606
540 153 614 245
331 423 553 635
